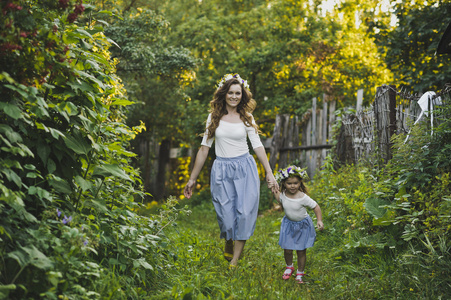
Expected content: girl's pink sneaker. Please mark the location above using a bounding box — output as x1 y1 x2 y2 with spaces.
282 266 294 280
295 272 305 283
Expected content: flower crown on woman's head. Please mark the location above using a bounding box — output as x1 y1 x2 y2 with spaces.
216 73 249 91
275 165 308 183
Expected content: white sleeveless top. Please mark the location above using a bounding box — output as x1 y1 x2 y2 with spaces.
201 113 263 158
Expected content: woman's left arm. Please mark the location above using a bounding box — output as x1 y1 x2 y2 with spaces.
254 146 278 193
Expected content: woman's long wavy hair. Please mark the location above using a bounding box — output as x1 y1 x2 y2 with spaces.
206 77 259 139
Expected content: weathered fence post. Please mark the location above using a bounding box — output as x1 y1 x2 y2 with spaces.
322 94 328 162
309 97 317 178
278 114 291 168
269 114 283 171
374 85 397 163
356 89 364 111
328 100 336 141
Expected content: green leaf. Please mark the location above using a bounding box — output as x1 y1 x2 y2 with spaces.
364 197 390 218
49 128 65 140
0 124 22 143
37 142 50 165
0 71 15 83
80 39 93 50
110 99 135 106
72 28 93 39
7 245 52 270
93 164 131 181
0 284 16 297
75 175 93 191
49 178 72 194
47 159 56 174
63 102 79 116
134 258 154 270
24 246 53 269
1 103 22 120
28 186 38 195
74 70 105 90
63 134 92 156
4 84 29 98
1 169 22 188
85 59 100 71
67 80 96 93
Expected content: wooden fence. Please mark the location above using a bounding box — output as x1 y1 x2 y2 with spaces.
266 94 337 178
267 84 451 178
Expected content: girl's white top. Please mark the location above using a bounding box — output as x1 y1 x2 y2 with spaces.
280 193 317 222
201 113 263 158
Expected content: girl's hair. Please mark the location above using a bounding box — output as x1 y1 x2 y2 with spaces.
280 175 309 195
206 77 259 139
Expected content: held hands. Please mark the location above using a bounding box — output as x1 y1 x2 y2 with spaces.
266 173 279 194
184 179 196 199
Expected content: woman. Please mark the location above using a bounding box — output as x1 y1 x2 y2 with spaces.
184 73 278 267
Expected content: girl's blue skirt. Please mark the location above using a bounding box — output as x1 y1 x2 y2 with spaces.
279 215 316 250
210 153 260 241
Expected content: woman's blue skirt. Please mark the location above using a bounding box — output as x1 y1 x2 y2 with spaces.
279 215 316 250
210 153 260 241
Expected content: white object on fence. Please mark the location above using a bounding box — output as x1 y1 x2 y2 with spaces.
356 89 364 112
404 91 442 143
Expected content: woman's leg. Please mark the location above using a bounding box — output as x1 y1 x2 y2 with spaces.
296 249 307 272
230 240 246 266
224 239 234 261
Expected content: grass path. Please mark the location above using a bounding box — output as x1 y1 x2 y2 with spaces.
156 202 347 299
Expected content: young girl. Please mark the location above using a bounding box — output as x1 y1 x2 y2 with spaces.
273 165 324 283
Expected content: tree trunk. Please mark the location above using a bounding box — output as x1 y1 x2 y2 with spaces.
155 139 171 200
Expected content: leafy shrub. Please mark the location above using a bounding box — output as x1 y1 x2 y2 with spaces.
0 1 185 298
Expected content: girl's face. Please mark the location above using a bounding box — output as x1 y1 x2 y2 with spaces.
225 84 242 109
284 176 301 194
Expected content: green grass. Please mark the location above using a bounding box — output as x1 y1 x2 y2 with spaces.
150 198 450 299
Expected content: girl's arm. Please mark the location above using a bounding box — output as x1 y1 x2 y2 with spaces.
184 145 210 199
313 205 324 231
254 146 279 193
273 189 281 204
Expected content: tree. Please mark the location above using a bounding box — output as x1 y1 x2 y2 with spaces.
375 0 451 92
98 5 198 198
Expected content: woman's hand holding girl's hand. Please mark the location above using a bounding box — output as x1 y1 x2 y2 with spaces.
266 173 279 193
316 221 324 231
184 179 196 199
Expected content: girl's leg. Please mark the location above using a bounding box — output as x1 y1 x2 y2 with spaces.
284 249 294 266
296 249 307 273
230 240 246 266
282 249 295 279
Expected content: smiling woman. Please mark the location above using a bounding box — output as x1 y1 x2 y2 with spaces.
183 73 279 267
225 84 242 110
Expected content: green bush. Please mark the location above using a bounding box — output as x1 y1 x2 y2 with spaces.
0 1 185 298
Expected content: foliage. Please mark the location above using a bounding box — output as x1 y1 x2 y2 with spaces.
161 0 393 119
374 0 451 92
97 4 198 198
0 1 185 298
124 0 396 200
151 193 450 299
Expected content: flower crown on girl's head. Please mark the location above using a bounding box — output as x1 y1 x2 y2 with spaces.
216 73 249 91
275 165 309 183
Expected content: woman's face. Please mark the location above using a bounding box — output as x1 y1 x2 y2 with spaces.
225 84 242 109
284 177 301 194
